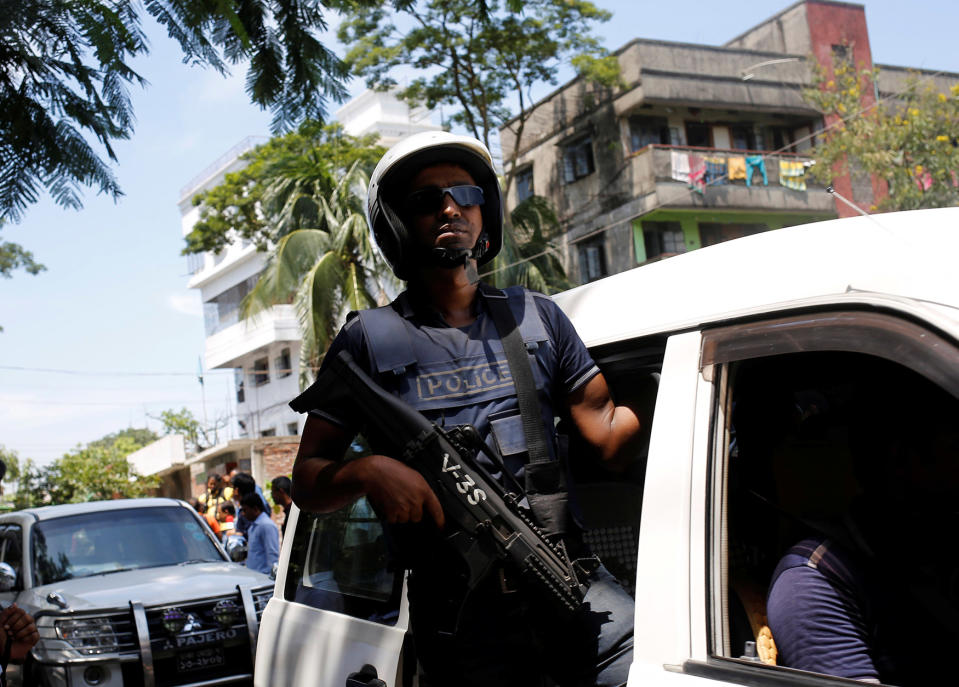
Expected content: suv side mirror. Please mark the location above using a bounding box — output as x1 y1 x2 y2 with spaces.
223 534 248 562
0 562 17 592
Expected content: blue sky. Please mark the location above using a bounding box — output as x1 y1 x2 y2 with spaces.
1 0 957 466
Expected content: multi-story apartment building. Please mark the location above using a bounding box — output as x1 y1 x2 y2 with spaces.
499 0 958 284
178 89 440 447
178 135 298 442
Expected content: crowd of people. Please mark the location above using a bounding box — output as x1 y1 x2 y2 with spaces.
190 469 293 576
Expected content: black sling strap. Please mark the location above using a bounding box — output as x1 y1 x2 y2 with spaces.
480 285 550 466
481 285 570 538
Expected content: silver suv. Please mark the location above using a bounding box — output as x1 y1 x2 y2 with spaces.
0 498 273 687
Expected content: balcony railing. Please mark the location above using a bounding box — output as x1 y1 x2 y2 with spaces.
635 144 819 190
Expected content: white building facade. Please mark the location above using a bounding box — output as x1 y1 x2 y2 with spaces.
179 91 440 442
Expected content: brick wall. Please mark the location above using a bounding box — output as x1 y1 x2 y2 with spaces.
258 438 299 531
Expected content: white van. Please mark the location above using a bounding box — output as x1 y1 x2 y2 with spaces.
255 207 959 687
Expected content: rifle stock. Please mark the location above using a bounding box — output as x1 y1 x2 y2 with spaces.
293 350 589 615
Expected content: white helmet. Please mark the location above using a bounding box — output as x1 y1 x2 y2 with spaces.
367 131 503 280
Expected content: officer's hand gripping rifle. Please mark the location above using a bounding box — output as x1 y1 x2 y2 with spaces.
291 350 590 617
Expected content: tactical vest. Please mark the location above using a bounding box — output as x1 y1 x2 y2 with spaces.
354 285 570 537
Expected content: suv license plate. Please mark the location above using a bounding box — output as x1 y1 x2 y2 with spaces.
177 646 225 672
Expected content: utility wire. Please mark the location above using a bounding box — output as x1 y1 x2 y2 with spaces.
0 365 232 377
2 399 218 407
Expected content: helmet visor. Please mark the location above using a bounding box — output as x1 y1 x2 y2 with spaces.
404 185 485 216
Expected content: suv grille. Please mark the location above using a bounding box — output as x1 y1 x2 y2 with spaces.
145 594 253 687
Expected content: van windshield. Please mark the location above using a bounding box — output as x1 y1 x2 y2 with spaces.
32 506 224 585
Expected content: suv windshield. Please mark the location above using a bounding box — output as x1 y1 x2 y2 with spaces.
32 506 224 585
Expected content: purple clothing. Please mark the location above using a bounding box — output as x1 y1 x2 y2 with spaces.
766 538 879 682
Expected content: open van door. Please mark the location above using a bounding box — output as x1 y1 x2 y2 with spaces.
255 499 409 687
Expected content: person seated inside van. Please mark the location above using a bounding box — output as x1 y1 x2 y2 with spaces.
766 377 959 686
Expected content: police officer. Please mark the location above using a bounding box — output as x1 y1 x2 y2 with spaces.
292 131 641 686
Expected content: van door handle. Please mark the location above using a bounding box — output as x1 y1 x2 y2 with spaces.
346 664 387 687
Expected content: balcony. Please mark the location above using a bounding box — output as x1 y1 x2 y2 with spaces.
204 305 299 370
631 144 835 214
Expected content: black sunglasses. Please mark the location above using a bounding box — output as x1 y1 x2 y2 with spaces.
405 185 485 215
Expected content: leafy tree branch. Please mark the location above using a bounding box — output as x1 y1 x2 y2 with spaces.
1 0 379 222
337 0 621 195
7 429 160 508
803 57 959 211
183 122 384 255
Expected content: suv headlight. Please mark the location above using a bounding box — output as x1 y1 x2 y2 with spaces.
56 617 118 654
37 615 121 658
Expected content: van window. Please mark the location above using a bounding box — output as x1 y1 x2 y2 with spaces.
283 497 402 625
572 336 666 595
701 311 959 685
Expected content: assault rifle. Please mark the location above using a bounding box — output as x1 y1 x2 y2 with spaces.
291 350 591 616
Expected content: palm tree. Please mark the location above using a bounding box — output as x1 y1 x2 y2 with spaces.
241 162 398 385
241 164 568 387
484 194 572 294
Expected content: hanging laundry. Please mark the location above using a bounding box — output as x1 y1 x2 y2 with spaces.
745 156 768 187
779 159 806 191
688 155 706 194
728 156 747 181
671 151 690 183
705 157 728 185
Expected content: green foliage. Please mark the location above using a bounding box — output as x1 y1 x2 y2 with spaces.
485 194 571 294
1 0 363 222
0 445 22 488
11 429 160 508
803 59 959 211
0 223 46 331
182 124 393 382
337 0 619 188
88 427 159 451
153 408 229 454
0 235 45 280
183 122 385 255
41 437 159 505
240 163 398 383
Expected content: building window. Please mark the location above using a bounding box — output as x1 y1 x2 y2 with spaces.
642 221 686 261
260 428 276 438
516 167 534 202
685 122 711 148
186 253 204 275
629 116 670 152
768 126 795 153
563 136 595 183
287 422 299 436
831 44 851 62
234 368 245 404
252 357 269 387
699 222 768 248
203 274 260 336
730 125 755 151
578 237 607 283
276 348 292 379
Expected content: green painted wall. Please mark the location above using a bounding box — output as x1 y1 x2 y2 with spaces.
632 208 835 264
